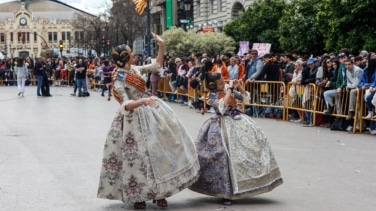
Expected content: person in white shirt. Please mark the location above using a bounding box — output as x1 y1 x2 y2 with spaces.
345 59 363 120
228 57 239 80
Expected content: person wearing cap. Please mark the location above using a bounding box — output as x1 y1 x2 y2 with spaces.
300 58 318 126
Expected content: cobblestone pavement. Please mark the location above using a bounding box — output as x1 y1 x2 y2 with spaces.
0 86 375 211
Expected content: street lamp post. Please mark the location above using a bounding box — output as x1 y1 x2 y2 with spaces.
11 48 14 59
145 0 151 56
34 48 38 60
184 0 192 28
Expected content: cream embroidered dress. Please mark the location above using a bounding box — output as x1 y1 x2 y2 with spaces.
189 85 283 199
97 63 200 206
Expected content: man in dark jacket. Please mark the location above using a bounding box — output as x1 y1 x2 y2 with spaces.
75 58 88 97
34 57 45 96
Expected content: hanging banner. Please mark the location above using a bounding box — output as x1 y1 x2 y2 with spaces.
166 0 172 28
237 41 249 56
251 43 271 57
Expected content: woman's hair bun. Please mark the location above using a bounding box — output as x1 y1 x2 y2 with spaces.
111 44 131 68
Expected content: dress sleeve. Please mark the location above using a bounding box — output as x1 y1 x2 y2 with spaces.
113 72 137 116
207 98 227 115
137 62 163 75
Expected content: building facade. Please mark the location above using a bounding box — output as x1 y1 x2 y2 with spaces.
0 0 94 59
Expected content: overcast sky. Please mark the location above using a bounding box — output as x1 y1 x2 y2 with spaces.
0 0 113 15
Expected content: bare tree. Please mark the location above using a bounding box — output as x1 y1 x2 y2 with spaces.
71 13 105 56
109 0 146 46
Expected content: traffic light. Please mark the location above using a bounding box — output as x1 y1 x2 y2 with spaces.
187 18 191 25
59 40 63 52
101 35 106 48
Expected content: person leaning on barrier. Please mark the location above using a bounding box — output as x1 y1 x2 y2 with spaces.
300 58 318 126
360 58 376 120
283 53 296 84
246 53 280 82
323 53 348 115
243 49 264 81
344 59 363 120
289 59 304 123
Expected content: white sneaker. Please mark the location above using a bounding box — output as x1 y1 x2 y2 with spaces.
346 125 353 132
365 113 372 119
370 130 376 135
208 107 216 113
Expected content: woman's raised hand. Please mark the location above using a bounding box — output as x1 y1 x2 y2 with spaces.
151 32 164 46
232 79 240 88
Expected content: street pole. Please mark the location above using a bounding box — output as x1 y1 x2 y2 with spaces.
146 0 151 56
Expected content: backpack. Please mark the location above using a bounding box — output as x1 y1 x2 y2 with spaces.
330 118 352 131
273 100 283 119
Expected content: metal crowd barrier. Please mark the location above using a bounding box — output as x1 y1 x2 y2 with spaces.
2 74 372 134
243 81 286 120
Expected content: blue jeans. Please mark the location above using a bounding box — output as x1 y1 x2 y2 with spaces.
365 92 375 112
323 89 342 114
305 112 312 124
76 78 87 94
36 75 44 95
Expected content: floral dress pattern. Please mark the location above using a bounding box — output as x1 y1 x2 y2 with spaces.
189 85 283 199
97 63 200 207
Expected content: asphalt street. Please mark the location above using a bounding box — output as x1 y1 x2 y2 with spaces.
0 86 375 211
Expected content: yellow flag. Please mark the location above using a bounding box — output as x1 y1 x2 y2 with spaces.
134 0 147 15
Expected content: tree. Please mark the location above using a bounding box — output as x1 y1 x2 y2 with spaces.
223 0 285 53
109 0 146 47
71 13 105 56
317 0 376 53
278 0 324 55
162 27 236 57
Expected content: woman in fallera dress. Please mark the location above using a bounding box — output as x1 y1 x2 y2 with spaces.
97 33 200 209
189 72 283 205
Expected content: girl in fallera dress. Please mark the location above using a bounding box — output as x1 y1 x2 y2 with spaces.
189 72 283 205
97 33 200 209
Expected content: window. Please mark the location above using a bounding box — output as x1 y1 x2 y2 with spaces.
79 31 84 41
62 31 66 41
34 32 37 42
53 32 57 42
48 32 52 42
0 33 4 43
197 1 201 17
210 0 214 14
67 32 71 41
75 31 79 41
218 0 223 12
10 32 13 42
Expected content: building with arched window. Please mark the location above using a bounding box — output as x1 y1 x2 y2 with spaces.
0 0 94 59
